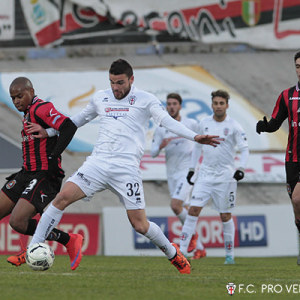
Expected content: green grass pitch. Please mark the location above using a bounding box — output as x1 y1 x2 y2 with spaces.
0 255 299 300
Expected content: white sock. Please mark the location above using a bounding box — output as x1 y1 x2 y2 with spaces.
180 215 198 256
144 221 176 259
223 218 235 257
29 203 64 247
177 207 188 224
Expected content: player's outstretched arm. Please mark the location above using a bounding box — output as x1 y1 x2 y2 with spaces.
194 134 223 147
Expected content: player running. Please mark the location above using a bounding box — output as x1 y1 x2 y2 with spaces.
151 93 206 259
180 89 249 264
27 59 221 274
0 77 82 270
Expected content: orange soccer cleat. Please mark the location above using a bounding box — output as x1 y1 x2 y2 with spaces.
66 233 84 270
192 249 207 260
187 232 199 253
170 243 191 274
7 248 26 266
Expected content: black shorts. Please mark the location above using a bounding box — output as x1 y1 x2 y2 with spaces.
285 162 300 198
2 169 62 214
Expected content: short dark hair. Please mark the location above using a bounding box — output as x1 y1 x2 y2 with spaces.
10 77 33 90
166 93 182 105
211 89 230 103
294 51 300 62
109 59 133 78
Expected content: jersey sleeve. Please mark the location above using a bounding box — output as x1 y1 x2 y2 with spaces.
71 97 98 127
35 102 68 131
149 96 169 125
271 91 288 124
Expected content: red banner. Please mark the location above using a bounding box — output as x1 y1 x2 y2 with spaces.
0 213 100 255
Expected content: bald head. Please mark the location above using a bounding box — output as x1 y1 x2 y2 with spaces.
10 77 33 91
10 77 35 112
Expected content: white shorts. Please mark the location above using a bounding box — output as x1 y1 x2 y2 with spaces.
191 181 237 213
167 171 192 204
66 156 145 210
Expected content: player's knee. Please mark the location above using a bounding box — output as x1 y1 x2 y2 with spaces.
220 214 231 222
52 190 72 209
188 206 201 216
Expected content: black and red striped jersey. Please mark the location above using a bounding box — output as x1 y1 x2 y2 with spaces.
271 82 300 162
22 96 68 171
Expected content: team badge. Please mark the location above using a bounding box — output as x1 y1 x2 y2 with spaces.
6 180 16 189
224 128 229 136
226 283 236 295
128 96 136 105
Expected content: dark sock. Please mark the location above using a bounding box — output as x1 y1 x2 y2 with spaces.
46 228 70 246
25 219 38 235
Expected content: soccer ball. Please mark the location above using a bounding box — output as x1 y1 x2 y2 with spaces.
26 243 55 271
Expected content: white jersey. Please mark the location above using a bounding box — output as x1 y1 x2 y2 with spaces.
71 85 197 167
193 115 249 182
151 117 198 175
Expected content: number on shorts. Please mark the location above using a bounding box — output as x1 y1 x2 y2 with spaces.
126 182 141 197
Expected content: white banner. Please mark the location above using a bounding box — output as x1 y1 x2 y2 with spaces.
102 205 298 257
20 0 300 49
0 0 14 40
0 68 287 182
140 152 286 182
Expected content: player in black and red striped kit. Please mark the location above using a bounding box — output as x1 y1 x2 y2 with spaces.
256 51 300 265
0 77 82 270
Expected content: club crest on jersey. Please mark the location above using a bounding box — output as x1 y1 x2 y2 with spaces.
6 180 16 189
224 128 229 136
128 96 136 105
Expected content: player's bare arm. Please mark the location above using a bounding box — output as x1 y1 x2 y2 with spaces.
26 122 48 138
194 134 223 147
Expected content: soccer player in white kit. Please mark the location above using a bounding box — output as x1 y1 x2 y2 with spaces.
27 59 221 274
180 90 249 264
151 93 206 259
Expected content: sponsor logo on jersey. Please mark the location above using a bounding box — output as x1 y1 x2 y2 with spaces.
105 107 129 119
102 97 109 102
289 97 300 100
291 120 300 127
22 135 35 142
128 96 136 105
6 179 16 189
